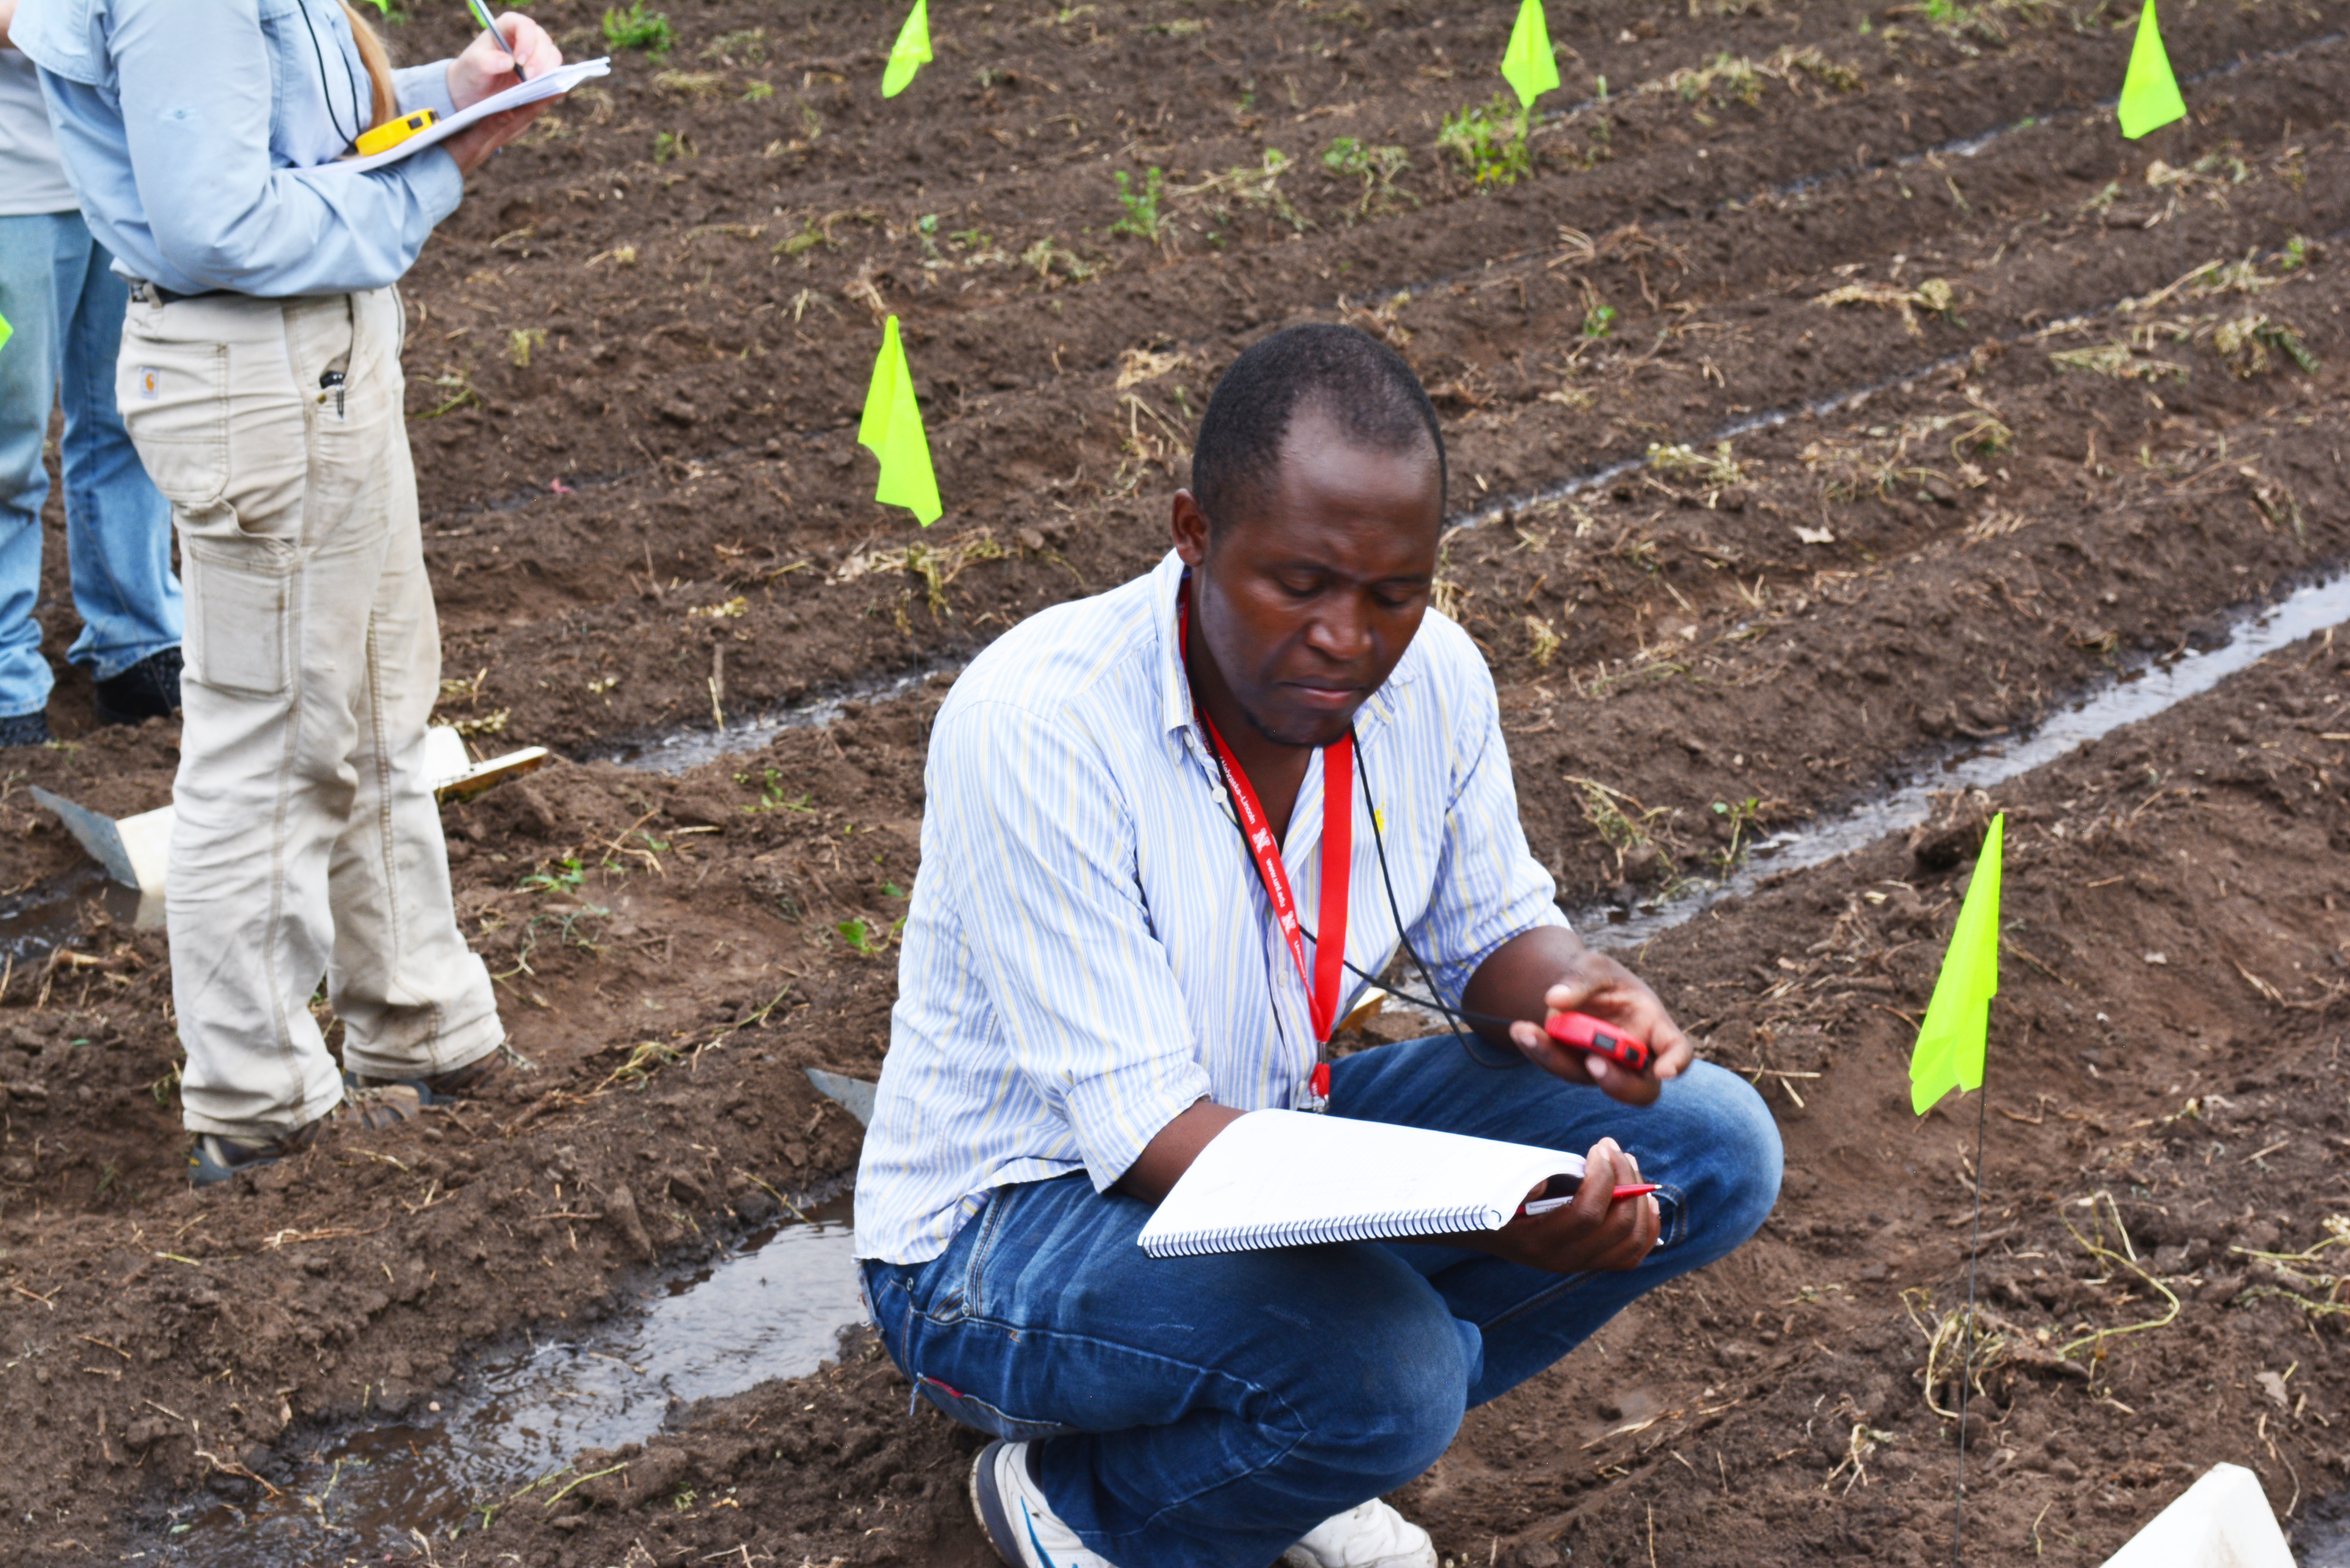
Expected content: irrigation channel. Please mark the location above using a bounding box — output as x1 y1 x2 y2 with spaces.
147 559 2350 1561
158 1195 861 1564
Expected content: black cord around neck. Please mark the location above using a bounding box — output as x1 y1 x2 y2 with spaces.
298 0 367 152
1190 707 1522 1073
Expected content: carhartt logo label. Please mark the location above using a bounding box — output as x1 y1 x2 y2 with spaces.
137 368 160 400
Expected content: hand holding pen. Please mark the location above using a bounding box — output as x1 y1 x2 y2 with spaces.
443 8 563 174
468 0 529 84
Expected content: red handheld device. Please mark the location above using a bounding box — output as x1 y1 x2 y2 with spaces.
1542 1011 1654 1074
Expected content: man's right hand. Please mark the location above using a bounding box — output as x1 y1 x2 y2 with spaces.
1480 1137 1660 1274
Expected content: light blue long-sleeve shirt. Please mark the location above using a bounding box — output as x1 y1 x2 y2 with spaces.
854 551 1572 1264
13 0 466 297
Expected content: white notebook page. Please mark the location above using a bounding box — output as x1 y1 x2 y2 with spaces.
1137 1109 1588 1258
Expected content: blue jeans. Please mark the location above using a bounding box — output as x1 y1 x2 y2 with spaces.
861 1040 1782 1568
0 211 180 718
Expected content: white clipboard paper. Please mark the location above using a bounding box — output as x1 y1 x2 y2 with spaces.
326 57 612 174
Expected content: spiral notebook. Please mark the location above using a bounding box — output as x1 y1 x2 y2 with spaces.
1137 1109 1591 1258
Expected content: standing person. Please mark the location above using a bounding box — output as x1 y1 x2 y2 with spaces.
11 0 563 1183
854 324 1781 1568
0 0 180 748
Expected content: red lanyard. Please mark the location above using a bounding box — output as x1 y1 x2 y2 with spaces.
1180 600 1354 1059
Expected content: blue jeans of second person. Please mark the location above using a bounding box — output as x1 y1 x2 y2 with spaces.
861 1040 1783 1568
0 211 180 719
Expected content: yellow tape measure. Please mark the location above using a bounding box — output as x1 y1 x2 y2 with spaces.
354 108 439 158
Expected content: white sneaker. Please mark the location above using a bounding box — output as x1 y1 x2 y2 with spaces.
970 1439 1122 1568
1281 1498 1439 1568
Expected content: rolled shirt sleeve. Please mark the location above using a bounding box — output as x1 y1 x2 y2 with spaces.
929 699 1214 1192
107 0 460 295
1410 652 1571 998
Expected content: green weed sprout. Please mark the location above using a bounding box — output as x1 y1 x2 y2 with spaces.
603 1 674 57
1321 137 1414 217
1110 167 1167 241
1438 95 1533 188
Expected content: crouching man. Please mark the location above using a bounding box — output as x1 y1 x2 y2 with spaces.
854 324 1781 1568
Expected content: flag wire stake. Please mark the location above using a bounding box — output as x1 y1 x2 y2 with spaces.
1952 1078 1989 1568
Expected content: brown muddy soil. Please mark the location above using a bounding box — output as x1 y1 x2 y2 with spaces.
5 0 2350 1564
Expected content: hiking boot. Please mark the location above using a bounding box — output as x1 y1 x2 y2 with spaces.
1281 1500 1438 1568
344 1045 512 1106
0 711 50 748
971 1439 1121 1568
94 647 182 725
188 1084 422 1187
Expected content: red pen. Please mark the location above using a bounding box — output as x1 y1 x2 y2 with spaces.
1520 1183 1659 1216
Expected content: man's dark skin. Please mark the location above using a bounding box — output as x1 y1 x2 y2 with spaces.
1114 402 1698 1276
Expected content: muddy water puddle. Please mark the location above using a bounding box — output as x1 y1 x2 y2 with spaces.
607 666 950 775
158 1195 861 1564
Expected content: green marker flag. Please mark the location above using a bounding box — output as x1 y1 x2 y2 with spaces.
1501 0 1560 111
882 0 931 99
1909 813 2003 1114
2117 0 2186 140
859 316 942 526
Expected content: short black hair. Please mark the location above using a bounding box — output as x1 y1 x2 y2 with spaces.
1190 322 1446 533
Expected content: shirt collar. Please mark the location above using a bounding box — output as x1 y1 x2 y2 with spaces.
1149 548 1423 748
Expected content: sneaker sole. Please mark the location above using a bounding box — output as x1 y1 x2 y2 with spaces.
970 1440 1027 1566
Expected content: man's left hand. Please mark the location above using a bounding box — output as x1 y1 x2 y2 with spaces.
1504 950 1693 1105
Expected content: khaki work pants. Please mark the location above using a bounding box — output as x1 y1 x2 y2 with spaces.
119 286 501 1137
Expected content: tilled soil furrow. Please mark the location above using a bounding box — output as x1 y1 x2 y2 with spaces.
391 4 2342 535
432 116 2350 752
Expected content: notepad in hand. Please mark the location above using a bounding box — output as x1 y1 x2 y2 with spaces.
328 59 614 174
1136 1109 1591 1258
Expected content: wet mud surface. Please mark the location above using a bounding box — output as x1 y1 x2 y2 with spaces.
6 0 2350 1563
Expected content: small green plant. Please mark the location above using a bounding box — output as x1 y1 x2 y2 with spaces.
1110 167 1166 240
736 768 814 813
506 327 546 368
1437 95 1532 187
2279 235 2311 271
652 130 691 164
1581 298 1617 339
602 0 674 56
837 919 877 955
1321 137 1415 218
741 80 774 103
1712 797 1764 869
520 857 587 893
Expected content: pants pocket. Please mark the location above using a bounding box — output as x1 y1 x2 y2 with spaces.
118 341 231 508
913 1375 1082 1442
183 536 294 698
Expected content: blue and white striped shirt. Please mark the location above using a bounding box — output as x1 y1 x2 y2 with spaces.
853 550 1569 1265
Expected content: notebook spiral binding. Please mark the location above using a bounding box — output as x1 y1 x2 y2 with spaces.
1143 1204 1508 1258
